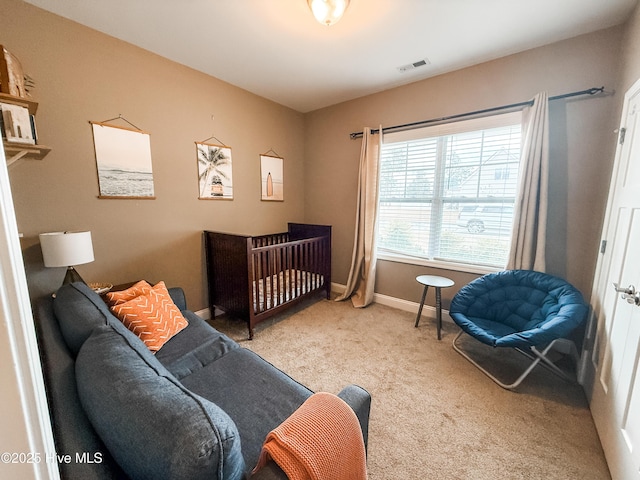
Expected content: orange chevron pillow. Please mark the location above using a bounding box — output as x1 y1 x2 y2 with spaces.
109 281 188 353
105 280 152 307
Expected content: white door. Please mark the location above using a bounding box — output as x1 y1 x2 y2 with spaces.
582 78 640 480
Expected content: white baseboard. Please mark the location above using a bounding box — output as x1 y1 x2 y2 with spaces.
195 307 212 320
198 284 448 323
331 282 450 322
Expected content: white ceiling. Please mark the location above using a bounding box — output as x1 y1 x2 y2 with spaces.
24 0 638 113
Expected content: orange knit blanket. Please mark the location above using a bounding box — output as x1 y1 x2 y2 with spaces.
252 392 368 480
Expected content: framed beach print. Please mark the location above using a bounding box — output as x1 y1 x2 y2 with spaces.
197 142 233 200
90 122 155 199
260 154 283 201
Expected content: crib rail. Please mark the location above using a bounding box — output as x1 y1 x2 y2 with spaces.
252 232 289 248
250 235 330 314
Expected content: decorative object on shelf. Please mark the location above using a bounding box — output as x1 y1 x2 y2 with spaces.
260 152 284 201
0 45 26 97
90 116 155 199
88 282 113 295
23 74 35 97
0 102 35 144
0 91 51 167
307 0 350 26
196 139 233 200
39 231 95 286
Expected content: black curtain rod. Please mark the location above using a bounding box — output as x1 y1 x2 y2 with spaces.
349 86 605 139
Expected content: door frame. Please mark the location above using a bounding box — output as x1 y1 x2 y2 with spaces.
579 76 640 387
0 140 59 479
579 77 640 480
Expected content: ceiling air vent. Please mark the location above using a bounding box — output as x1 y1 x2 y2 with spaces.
397 58 430 73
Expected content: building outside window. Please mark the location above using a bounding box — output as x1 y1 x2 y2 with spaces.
377 111 522 271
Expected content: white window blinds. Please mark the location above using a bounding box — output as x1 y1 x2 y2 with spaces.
378 111 522 268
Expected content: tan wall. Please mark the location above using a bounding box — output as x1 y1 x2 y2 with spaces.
619 2 640 95
304 27 624 306
3 0 305 309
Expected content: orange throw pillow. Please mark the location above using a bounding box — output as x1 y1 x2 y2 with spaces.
109 281 188 352
105 280 152 307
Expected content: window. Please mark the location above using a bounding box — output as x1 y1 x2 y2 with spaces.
377 111 522 270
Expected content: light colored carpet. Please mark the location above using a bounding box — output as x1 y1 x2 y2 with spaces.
208 294 610 480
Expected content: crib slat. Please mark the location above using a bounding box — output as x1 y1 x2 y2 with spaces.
304 241 309 293
272 248 278 307
285 244 292 302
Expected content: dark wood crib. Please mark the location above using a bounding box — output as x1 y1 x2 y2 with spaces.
204 223 331 339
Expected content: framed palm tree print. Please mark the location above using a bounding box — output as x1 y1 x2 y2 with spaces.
196 142 233 200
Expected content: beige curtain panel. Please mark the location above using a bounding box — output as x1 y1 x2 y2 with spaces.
336 126 381 307
507 92 550 271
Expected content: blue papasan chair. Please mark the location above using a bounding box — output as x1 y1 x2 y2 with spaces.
449 270 588 390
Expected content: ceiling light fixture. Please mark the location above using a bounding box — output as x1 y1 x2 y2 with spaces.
307 0 350 26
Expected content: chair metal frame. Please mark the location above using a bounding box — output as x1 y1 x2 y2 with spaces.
452 330 577 390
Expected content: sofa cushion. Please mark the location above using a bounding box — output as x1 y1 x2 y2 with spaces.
53 282 115 356
34 296 128 480
104 279 152 306
167 286 187 311
180 347 313 469
109 281 188 352
156 310 240 379
75 324 246 480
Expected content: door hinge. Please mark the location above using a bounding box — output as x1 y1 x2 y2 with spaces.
619 127 627 145
600 239 607 254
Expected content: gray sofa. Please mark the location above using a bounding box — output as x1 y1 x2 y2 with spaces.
34 282 371 479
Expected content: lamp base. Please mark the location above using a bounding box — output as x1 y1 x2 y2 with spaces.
63 266 87 286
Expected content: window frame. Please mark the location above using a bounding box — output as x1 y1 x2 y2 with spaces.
376 111 523 273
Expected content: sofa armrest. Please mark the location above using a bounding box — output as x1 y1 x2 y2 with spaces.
337 384 371 450
167 287 187 311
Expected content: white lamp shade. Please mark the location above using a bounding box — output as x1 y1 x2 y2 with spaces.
39 231 94 267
